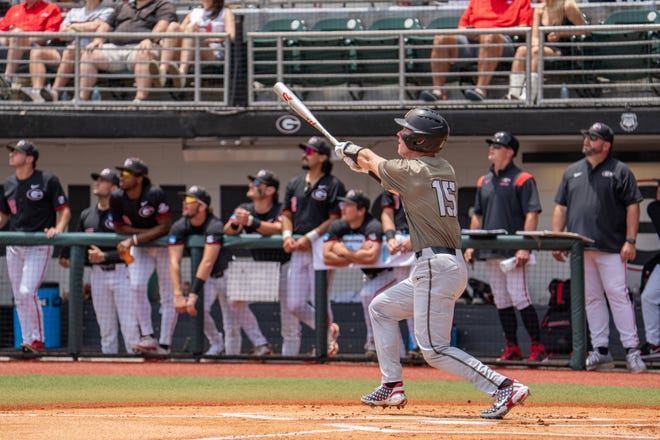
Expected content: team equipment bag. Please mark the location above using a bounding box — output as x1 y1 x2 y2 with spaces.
540 279 572 354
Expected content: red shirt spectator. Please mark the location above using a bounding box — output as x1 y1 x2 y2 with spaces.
0 0 62 32
460 0 533 29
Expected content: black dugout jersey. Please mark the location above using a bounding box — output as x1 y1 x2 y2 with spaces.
283 174 346 234
0 170 68 232
109 184 171 230
169 214 231 277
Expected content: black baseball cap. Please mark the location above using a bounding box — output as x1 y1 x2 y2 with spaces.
91 168 119 186
247 169 280 189
581 122 614 143
7 139 39 161
486 131 519 156
116 157 149 176
299 136 331 155
338 189 371 211
178 185 211 206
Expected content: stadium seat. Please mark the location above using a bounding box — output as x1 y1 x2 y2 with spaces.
298 17 364 88
353 16 422 89
252 18 308 86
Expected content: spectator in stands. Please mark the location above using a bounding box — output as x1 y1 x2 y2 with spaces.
420 0 532 102
506 0 586 102
640 183 659 359
464 131 547 362
20 0 113 102
281 137 345 357
158 0 235 89
60 168 140 354
322 190 393 359
552 122 646 373
220 170 291 356
77 0 177 102
111 157 174 355
0 0 62 90
377 190 419 358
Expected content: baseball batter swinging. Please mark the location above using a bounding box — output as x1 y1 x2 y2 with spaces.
335 108 530 419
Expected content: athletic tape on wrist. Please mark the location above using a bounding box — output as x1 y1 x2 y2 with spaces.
190 277 205 295
305 229 320 242
384 230 396 241
282 230 293 240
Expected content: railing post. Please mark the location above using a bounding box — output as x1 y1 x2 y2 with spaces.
68 245 85 358
189 246 204 356
569 239 586 370
314 269 328 361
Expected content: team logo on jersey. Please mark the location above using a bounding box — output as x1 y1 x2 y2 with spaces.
572 172 583 179
104 217 114 230
312 186 328 201
158 203 170 215
26 188 44 201
342 233 365 251
499 177 512 187
57 195 66 205
601 170 614 178
367 232 379 241
168 235 177 244
205 234 215 244
139 205 155 217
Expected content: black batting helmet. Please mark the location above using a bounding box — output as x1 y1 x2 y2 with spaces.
394 107 449 153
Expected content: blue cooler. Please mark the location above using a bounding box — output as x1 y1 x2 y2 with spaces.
14 282 62 349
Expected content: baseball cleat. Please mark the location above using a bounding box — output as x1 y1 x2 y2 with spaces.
252 343 273 356
497 344 522 362
361 382 407 409
481 379 530 419
528 342 548 362
585 351 614 371
640 342 660 359
625 349 647 373
205 343 224 356
132 335 168 354
20 340 45 353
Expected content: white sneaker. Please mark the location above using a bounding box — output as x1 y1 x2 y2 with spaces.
585 351 615 371
205 343 224 356
40 86 58 102
626 349 647 373
252 343 273 356
132 335 158 353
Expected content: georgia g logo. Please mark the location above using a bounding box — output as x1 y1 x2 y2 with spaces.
26 188 44 201
139 205 155 218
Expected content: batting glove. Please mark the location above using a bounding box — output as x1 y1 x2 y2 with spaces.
342 157 364 173
335 141 364 163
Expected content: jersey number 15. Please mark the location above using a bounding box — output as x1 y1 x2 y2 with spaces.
432 179 457 218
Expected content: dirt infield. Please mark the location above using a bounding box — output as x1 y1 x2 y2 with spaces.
1 361 659 440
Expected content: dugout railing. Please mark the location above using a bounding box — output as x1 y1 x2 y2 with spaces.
0 232 587 369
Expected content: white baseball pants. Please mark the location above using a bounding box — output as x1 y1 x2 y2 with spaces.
641 264 660 346
7 245 51 345
369 248 506 395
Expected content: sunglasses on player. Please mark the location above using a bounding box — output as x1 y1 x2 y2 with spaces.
303 147 316 156
120 171 134 179
582 133 602 141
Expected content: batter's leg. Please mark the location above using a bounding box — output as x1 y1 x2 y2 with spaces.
415 255 506 396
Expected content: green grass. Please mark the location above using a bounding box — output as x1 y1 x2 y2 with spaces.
1 376 658 407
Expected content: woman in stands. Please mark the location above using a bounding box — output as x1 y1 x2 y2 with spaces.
157 0 235 89
506 0 586 102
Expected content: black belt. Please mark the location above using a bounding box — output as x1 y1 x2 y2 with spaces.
97 264 116 271
415 247 456 259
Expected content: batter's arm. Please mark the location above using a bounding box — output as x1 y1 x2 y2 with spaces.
356 149 386 180
551 204 568 262
621 202 640 262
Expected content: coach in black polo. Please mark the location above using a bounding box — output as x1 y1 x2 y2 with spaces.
552 122 646 373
